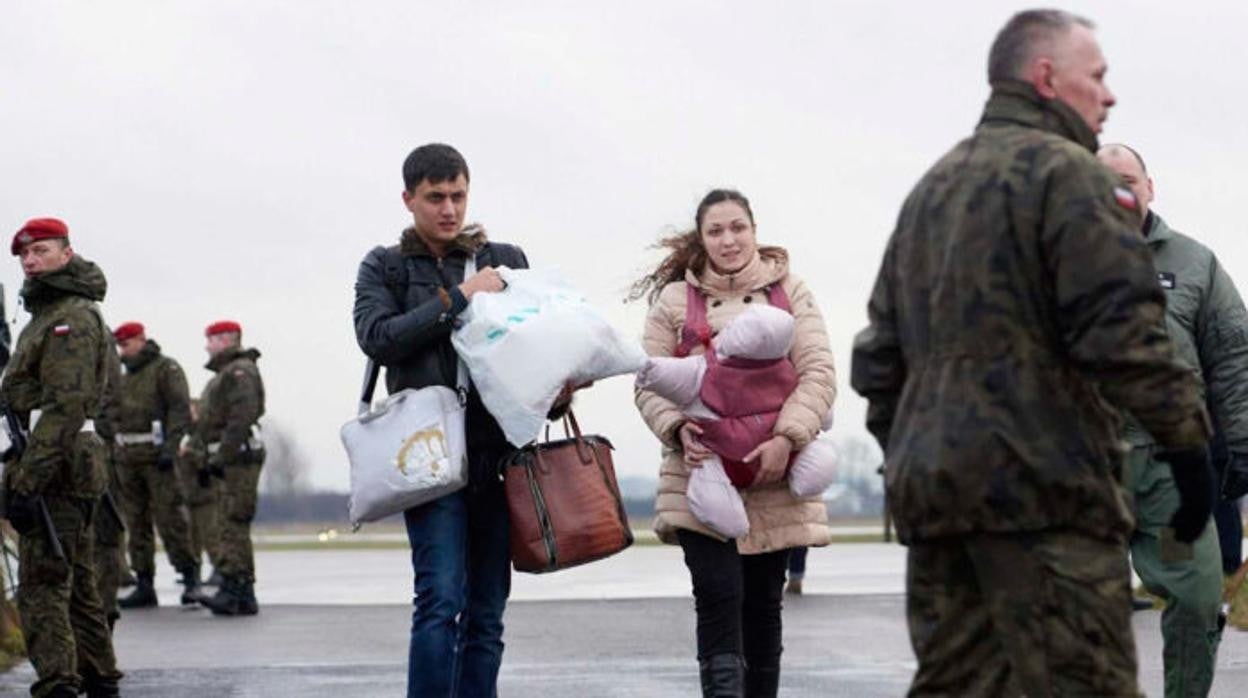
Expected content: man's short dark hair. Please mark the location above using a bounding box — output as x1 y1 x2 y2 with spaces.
402 143 470 192
987 9 1095 84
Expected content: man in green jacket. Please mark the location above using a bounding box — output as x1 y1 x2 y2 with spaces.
1099 142 1247 697
852 11 1214 697
2 217 122 697
192 320 265 616
111 322 199 608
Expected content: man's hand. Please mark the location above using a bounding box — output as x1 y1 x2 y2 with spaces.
156 454 175 472
196 468 213 489
744 435 794 487
548 381 595 420
5 491 38 535
679 422 713 467
1158 447 1214 543
459 268 506 300
1223 453 1248 501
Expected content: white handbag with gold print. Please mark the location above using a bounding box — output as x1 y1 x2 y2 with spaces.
341 258 475 526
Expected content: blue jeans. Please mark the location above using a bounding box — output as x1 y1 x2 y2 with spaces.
404 482 512 698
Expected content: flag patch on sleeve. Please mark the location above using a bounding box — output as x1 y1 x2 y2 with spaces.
53 325 70 336
1113 186 1137 211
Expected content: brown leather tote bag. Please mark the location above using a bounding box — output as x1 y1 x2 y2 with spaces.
503 411 633 573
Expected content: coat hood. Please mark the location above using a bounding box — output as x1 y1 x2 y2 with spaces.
20 255 108 312
206 345 261 373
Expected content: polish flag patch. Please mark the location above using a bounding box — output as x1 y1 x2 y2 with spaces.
1113 186 1138 211
53 325 70 336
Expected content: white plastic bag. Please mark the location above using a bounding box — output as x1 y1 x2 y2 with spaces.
452 267 646 446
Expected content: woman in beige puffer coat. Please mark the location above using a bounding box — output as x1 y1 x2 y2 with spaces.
632 189 835 698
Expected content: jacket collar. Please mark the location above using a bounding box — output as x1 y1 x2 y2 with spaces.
979 80 1099 153
399 223 487 259
20 255 108 313
687 248 789 294
206 345 261 373
121 339 162 373
1144 211 1176 246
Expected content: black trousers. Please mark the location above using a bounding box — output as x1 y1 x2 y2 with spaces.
677 529 790 666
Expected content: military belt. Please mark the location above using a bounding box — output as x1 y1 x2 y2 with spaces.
207 437 264 455
115 432 157 446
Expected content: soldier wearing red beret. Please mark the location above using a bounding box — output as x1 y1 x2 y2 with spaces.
4 217 123 695
110 322 199 611
189 320 266 615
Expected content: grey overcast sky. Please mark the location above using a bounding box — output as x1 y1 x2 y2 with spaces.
4 2 1245 491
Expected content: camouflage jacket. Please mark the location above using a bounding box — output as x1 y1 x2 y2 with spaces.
1122 213 1248 452
851 81 1210 544
116 339 192 464
1 256 114 498
194 345 264 463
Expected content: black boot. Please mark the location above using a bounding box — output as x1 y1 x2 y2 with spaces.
206 568 223 586
118 574 158 609
178 565 203 605
119 568 137 588
745 662 780 698
45 685 77 698
200 576 259 616
82 679 121 697
699 653 745 698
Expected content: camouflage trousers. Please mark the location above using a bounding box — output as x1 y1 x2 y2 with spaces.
218 453 264 582
119 456 197 576
905 530 1139 697
1128 447 1224 698
177 452 221 569
17 495 122 697
92 488 125 628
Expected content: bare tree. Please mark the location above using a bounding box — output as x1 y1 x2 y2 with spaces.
258 419 310 496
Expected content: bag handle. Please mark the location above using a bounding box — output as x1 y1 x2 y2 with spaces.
357 252 477 416
566 410 594 465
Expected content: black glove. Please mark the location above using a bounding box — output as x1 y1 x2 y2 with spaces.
1157 447 1214 543
5 491 38 535
195 467 210 488
156 454 175 472
1222 453 1248 501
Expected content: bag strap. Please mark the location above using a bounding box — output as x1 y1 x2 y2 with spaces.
357 251 477 416
765 282 792 313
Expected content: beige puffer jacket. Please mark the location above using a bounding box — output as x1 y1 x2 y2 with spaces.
636 248 835 554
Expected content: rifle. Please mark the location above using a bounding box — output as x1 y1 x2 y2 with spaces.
0 401 66 561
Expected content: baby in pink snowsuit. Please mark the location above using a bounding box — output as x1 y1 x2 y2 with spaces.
635 302 837 538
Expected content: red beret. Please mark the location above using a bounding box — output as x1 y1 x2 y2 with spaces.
113 322 145 342
12 217 70 255
205 320 242 337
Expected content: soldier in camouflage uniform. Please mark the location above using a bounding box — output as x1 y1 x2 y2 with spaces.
191 320 265 616
111 322 199 608
851 11 1214 697
177 398 222 582
1098 143 1248 697
2 218 121 697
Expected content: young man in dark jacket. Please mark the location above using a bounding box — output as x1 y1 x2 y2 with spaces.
353 143 530 697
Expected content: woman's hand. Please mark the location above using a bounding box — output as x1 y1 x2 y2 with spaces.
744 435 793 487
679 422 713 467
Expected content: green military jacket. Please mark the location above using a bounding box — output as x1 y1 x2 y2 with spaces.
194 345 265 464
851 81 1210 544
1124 213 1248 452
116 340 192 465
1 257 113 498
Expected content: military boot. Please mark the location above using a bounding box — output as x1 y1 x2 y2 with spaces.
178 565 203 605
82 678 121 697
118 574 158 609
45 685 77 698
206 568 224 587
699 653 745 697
201 577 259 616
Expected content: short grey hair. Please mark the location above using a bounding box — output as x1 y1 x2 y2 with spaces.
987 9 1095 83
